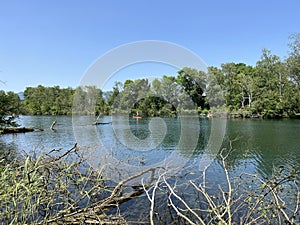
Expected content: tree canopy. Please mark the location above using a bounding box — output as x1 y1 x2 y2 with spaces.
1 34 300 120
0 90 20 127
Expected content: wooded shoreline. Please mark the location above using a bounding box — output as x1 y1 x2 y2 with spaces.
1 34 300 129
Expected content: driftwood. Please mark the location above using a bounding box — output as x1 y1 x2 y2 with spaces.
93 121 112 125
0 127 35 134
43 165 161 225
50 120 57 130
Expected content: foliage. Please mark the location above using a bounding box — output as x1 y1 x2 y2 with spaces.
23 85 75 115
2 33 300 118
73 86 109 115
287 33 300 87
1 145 299 224
0 144 158 224
177 67 207 109
206 47 300 118
0 90 21 128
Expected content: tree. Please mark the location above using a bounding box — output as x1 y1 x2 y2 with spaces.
95 88 109 116
55 87 74 115
158 76 183 112
231 64 256 109
107 82 122 112
220 63 255 110
287 33 300 86
286 33 300 115
206 66 225 108
253 49 286 117
0 90 21 127
177 67 207 110
24 85 75 115
116 79 150 113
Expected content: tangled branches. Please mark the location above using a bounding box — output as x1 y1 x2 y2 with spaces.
143 149 300 225
1 144 299 224
0 144 157 224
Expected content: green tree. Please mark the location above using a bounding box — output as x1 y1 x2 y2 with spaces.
116 79 150 113
24 85 75 115
230 63 256 109
177 67 207 110
95 88 109 116
0 90 21 127
206 66 226 108
286 33 300 115
253 49 286 118
287 33 300 86
107 82 121 112
56 87 74 115
220 62 250 110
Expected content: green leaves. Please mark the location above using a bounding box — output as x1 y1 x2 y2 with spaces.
2 33 300 119
0 146 107 224
0 90 20 128
23 85 75 115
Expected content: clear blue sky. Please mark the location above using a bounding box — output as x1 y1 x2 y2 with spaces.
0 0 299 92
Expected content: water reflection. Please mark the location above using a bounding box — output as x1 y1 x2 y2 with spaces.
222 119 300 177
0 116 299 180
1 116 299 223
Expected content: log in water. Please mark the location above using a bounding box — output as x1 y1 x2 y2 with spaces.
0 127 39 134
92 121 112 125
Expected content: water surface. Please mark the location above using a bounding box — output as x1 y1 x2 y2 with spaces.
1 116 299 222
1 116 299 178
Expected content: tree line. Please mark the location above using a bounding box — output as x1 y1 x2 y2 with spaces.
1 33 300 125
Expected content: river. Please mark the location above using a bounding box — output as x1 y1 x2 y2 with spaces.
1 115 299 222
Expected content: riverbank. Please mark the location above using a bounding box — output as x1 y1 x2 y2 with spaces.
208 107 300 119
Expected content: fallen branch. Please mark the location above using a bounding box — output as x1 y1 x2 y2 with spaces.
50 120 57 130
0 127 35 134
93 122 112 125
44 166 163 224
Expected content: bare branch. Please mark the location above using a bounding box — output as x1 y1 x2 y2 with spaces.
163 176 206 225
142 171 166 225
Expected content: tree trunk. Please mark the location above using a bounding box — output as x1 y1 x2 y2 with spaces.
241 96 245 108
248 93 252 107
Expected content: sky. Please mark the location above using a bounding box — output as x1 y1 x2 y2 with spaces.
0 0 299 92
